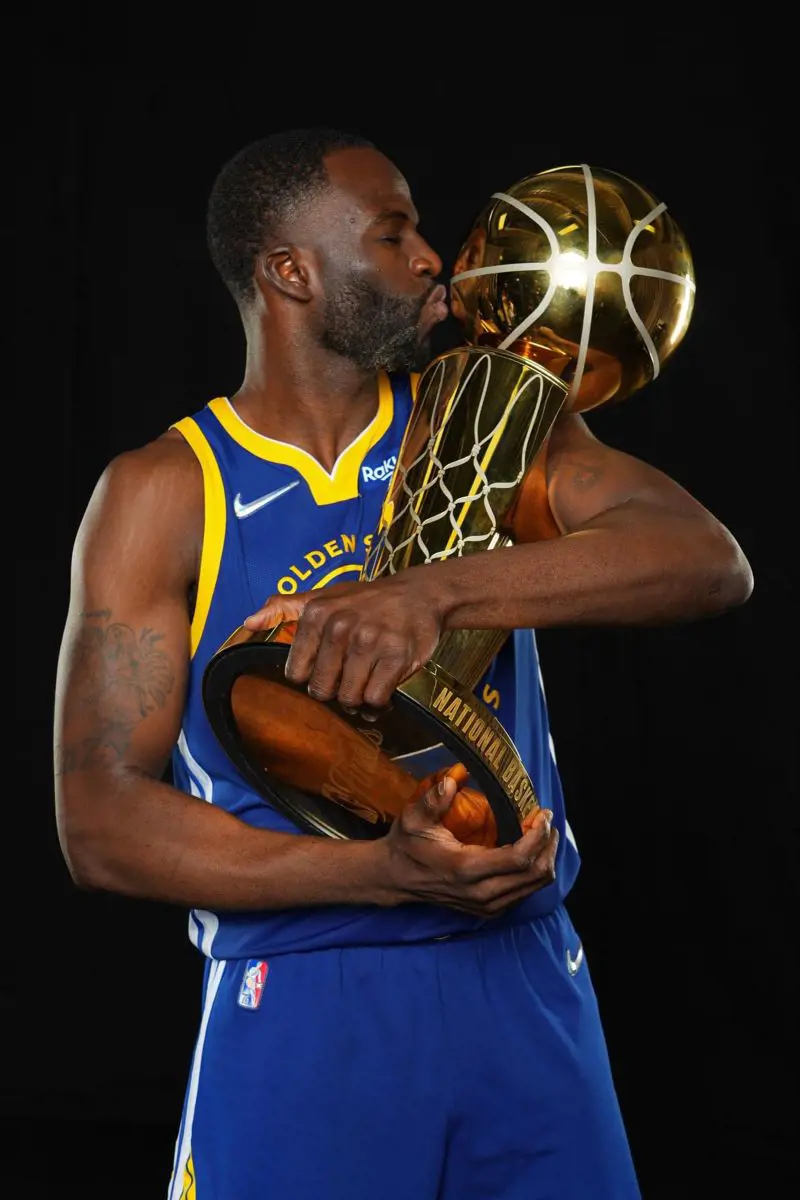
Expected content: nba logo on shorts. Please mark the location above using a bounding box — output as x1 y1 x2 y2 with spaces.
238 960 269 1009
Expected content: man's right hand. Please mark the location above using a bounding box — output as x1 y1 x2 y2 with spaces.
375 776 559 917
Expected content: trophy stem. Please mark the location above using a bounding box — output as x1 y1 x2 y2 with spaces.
432 628 510 693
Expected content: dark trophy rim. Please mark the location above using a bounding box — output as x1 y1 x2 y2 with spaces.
202 640 525 845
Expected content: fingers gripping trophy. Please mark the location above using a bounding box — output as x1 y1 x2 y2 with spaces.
203 163 696 847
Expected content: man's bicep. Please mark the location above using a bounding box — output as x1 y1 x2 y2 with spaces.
55 452 196 782
545 412 710 534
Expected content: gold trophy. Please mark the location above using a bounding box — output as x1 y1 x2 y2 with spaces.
203 163 695 846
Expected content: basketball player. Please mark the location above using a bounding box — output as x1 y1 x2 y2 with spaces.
53 128 753 1199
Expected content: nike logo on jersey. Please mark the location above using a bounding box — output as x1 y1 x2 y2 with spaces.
233 481 300 519
566 943 584 976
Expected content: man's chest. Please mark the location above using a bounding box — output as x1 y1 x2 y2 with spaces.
235 485 386 598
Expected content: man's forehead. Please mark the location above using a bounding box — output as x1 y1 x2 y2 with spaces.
323 146 417 221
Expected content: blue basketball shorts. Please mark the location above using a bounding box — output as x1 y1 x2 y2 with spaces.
168 907 640 1198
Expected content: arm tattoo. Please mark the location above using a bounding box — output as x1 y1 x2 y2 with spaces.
570 461 603 491
57 614 175 774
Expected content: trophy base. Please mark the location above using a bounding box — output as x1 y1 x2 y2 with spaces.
202 626 540 846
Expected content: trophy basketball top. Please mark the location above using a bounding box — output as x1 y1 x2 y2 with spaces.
449 163 696 413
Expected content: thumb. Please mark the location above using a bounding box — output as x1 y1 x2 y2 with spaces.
244 594 308 630
411 761 469 804
413 774 458 826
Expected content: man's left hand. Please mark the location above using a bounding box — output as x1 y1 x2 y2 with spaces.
243 576 445 708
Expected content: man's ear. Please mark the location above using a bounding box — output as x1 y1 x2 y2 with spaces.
258 246 313 302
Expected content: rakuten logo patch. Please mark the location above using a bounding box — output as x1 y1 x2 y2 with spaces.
362 456 397 483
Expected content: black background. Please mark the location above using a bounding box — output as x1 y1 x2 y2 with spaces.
9 30 795 1199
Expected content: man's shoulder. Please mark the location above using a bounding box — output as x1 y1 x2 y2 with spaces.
94 428 203 520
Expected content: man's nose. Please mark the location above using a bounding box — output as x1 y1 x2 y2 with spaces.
410 235 443 280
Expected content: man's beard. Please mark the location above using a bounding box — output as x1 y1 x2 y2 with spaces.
320 270 432 372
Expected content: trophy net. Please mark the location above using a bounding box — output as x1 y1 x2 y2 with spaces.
364 347 569 689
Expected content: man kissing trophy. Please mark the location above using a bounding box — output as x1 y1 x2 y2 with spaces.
202 163 695 847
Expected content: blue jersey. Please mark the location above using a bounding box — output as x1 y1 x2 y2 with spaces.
170 371 580 959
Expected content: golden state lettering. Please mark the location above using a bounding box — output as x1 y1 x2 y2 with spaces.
277 533 374 594
431 684 537 820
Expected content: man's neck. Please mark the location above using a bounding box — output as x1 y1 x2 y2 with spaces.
231 331 383 472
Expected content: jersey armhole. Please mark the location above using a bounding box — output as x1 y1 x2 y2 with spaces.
170 416 227 658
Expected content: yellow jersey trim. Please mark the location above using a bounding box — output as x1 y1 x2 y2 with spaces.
179 1152 196 1198
171 416 227 659
206 373 395 506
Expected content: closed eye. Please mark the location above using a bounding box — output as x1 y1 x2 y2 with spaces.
380 236 402 244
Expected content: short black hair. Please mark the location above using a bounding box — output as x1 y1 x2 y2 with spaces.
206 126 375 306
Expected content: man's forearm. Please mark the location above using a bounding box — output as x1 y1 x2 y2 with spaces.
236 491 753 711
57 767 393 910
433 501 752 631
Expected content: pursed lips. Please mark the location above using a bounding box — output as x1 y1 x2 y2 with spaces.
420 283 449 327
